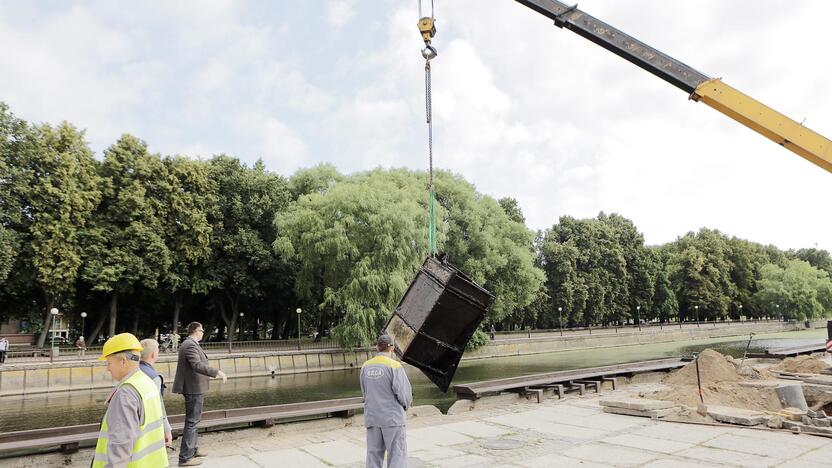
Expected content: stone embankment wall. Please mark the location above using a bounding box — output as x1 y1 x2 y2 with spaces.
0 320 823 396
465 319 821 360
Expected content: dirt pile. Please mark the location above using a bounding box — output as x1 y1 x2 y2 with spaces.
650 348 782 413
771 355 830 374
662 349 742 386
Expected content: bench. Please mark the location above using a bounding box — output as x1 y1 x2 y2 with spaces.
452 358 686 401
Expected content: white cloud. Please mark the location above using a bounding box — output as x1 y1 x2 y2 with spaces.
326 0 356 29
0 0 830 253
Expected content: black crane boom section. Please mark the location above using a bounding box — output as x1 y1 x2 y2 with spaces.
514 0 709 93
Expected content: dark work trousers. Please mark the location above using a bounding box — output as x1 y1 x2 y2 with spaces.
366 426 406 468
179 393 205 462
0 351 6 363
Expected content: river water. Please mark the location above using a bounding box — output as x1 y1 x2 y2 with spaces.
0 329 824 432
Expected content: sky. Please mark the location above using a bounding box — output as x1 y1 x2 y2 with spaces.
1 0 830 251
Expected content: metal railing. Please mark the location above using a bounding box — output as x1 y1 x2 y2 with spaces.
490 317 801 341
0 337 342 364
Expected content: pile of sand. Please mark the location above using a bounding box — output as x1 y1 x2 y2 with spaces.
662 349 742 386
771 355 830 374
650 348 782 413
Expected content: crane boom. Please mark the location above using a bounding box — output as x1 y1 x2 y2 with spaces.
514 0 832 173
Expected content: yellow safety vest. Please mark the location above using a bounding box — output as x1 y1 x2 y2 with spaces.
92 370 169 467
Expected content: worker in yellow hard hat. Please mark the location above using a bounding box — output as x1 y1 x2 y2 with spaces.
92 333 169 468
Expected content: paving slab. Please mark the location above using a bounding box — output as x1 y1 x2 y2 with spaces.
408 426 474 446
725 426 831 449
438 454 493 467
198 455 263 468
774 443 832 466
632 421 728 444
301 440 365 465
519 419 610 440
677 445 785 467
249 448 329 468
642 458 722 468
603 406 677 418
439 421 513 438
542 402 602 416
408 446 467 462
599 397 677 411
561 442 658 466
707 405 768 426
704 432 816 459
517 454 607 468
541 409 647 431
602 433 693 454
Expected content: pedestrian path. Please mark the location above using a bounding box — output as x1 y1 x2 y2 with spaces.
7 384 832 467
192 387 832 467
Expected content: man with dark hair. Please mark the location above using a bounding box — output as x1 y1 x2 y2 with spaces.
360 334 413 468
173 322 226 466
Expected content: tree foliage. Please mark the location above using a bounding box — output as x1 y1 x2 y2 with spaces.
1 101 830 347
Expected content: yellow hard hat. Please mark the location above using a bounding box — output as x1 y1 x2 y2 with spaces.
99 333 143 361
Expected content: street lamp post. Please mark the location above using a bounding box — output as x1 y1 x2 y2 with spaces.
776 304 780 321
695 305 700 328
80 312 87 339
738 304 743 322
558 307 563 336
296 308 302 350
50 308 59 362
636 305 641 331
239 312 245 345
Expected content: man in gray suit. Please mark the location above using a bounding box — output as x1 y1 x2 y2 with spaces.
173 322 226 466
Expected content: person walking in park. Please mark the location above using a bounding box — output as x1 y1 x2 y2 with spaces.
139 338 173 449
360 334 413 468
173 322 226 466
75 335 86 357
171 331 180 352
92 333 169 468
0 337 8 364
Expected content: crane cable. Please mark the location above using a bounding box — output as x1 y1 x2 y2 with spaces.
418 1 438 257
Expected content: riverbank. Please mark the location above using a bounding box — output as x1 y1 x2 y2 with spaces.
7 378 832 467
0 320 823 396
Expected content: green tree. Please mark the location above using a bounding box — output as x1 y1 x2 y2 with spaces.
81 135 171 341
19 122 102 347
752 260 832 320
276 168 543 347
667 229 736 322
205 156 291 341
276 168 429 347
160 156 213 335
790 248 832 278
437 172 543 325
498 197 526 224
0 103 30 285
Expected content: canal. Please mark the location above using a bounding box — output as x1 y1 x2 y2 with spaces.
0 328 823 432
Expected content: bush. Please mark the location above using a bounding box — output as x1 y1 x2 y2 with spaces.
465 329 489 351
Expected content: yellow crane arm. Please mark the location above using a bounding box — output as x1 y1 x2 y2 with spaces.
514 0 832 174
692 79 832 173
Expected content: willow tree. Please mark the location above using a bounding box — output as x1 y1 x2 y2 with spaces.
275 168 430 347
276 168 543 347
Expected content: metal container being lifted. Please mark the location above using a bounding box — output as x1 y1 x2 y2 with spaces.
384 256 495 392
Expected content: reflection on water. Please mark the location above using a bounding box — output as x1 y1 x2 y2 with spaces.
0 329 823 431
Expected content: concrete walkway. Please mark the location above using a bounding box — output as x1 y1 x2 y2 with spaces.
11 383 832 468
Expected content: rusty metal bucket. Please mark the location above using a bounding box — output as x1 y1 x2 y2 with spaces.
384 256 494 392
